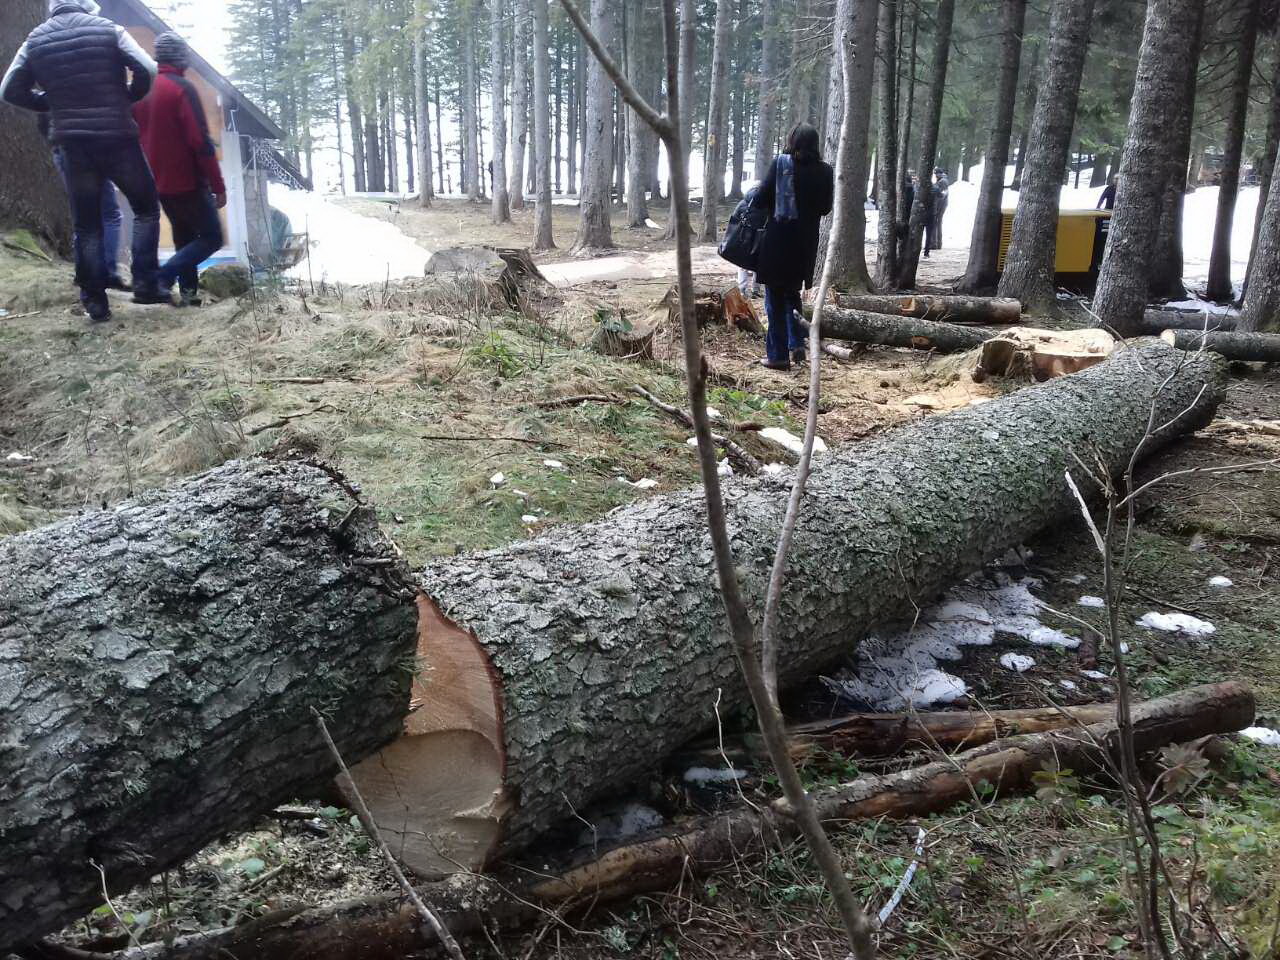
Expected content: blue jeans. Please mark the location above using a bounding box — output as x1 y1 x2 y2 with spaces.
59 138 161 305
52 147 123 281
159 191 224 294
765 286 805 364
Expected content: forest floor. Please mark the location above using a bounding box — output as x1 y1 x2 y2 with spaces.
2 202 1279 959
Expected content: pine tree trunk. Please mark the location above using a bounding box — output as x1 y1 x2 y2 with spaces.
1009 42 1040 192
1148 8 1203 302
346 342 1225 879
332 29 347 194
462 5 481 202
754 0 781 178
1089 152 1111 188
814 0 877 291
567 33 578 195
895 0 918 221
509 0 530 210
403 86 415 196
894 0 956 289
1094 0 1207 336
995 0 1096 314
958 0 1026 294
1240 144 1280 332
699 0 733 242
874 0 900 286
786 0 814 130
1246 55 1280 297
625 0 650 227
490 0 511 222
414 12 433 207
0 0 71 253
573 0 616 251
0 460 418 952
532 0 555 250
729 0 748 200
1205 0 1258 303
662 0 697 240
342 19 366 192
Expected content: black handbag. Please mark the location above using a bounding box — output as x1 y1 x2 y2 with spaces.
718 187 768 272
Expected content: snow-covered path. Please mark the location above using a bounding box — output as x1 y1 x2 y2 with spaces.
539 245 737 287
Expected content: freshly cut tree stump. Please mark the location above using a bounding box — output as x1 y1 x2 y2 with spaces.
349 342 1226 879
806 305 998 352
661 282 765 335
137 683 1252 960
591 311 657 360
975 326 1116 382
0 459 419 952
836 292 1023 325
1161 327 1280 363
1134 308 1238 335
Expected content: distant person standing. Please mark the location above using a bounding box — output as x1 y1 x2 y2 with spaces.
750 123 834 371
924 167 949 257
1097 175 1117 210
1 0 164 322
133 33 227 307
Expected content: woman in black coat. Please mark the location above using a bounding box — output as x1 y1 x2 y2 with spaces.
750 123 835 369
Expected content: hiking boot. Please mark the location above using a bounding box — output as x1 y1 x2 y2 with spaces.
177 288 203 308
792 348 807 365
105 275 132 292
82 296 112 324
132 288 176 306
759 358 791 371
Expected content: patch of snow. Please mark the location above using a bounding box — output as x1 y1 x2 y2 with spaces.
581 802 666 845
981 429 1000 441
1078 595 1106 609
1208 576 1234 589
5 452 33 462
686 436 698 447
1025 626 1081 649
521 515 539 524
1241 726 1280 747
1059 679 1079 692
543 459 565 470
489 472 506 488
683 766 748 784
1136 611 1215 637
512 488 530 499
705 406 723 420
762 463 786 476
717 459 733 477
1000 653 1035 673
644 218 661 230
1082 670 1110 681
758 426 828 455
630 478 659 490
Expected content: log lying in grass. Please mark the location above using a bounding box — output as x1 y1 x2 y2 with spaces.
347 341 1226 879
803 305 999 352
0 459 419 953
836 292 1023 325
1160 328 1280 363
1134 309 1238 336
116 683 1253 960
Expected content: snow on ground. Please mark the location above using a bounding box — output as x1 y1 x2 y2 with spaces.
1136 611 1216 636
1241 727 1280 747
270 185 431 285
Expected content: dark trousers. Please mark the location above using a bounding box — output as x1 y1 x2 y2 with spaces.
60 138 160 304
927 206 946 251
52 147 123 281
764 286 805 364
159 191 224 294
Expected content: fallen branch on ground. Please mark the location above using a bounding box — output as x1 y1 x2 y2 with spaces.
801 306 998 352
836 292 1022 325
1135 309 1237 336
1160 328 1280 363
630 384 762 473
244 403 340 436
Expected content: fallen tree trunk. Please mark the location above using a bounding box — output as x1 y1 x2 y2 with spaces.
98 683 1252 960
836 292 1022 325
345 340 1225 879
1134 308 1238 336
803 306 998 352
0 459 419 953
1161 327 1280 363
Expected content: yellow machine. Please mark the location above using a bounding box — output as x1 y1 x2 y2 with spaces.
997 209 1112 292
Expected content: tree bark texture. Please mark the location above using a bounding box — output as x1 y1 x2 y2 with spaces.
573 0 615 250
413 16 433 207
509 0 530 210
1246 54 1280 294
1160 328 1280 362
1147 11 1202 303
350 342 1225 878
0 459 418 952
624 0 649 227
815 0 877 291
894 0 955 289
490 0 511 222
663 0 697 241
461 5 481 201
1205 0 1258 303
0 0 71 253
959 0 1026 294
873 0 899 286
532 0 555 250
995 0 1096 314
1135 308 1237 335
835 292 1022 324
120 682 1253 960
1093 0 1207 336
698 0 733 242
810 306 997 351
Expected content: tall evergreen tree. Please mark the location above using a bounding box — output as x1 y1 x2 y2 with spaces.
699 0 733 241
573 0 617 250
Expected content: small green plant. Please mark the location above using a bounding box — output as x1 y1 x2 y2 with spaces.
470 332 526 378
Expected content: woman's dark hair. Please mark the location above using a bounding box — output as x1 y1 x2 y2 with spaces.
784 123 822 164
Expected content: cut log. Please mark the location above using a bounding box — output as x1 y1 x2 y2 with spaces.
118 682 1252 960
590 311 657 360
347 341 1225 879
1134 308 1239 336
0 459 419 953
975 326 1117 382
836 292 1023 325
1161 327 1280 363
804 306 998 352
661 282 765 335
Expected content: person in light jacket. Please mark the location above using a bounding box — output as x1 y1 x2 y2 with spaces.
750 123 835 370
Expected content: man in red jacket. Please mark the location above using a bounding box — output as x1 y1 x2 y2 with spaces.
132 32 226 306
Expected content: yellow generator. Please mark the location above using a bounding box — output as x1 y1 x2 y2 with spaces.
997 209 1112 292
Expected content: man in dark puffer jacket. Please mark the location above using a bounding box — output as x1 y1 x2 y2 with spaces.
1 0 167 322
